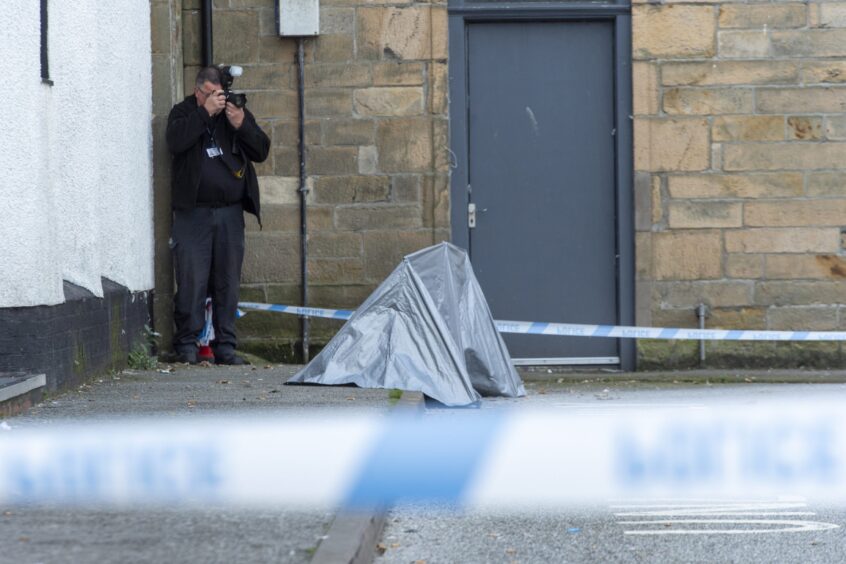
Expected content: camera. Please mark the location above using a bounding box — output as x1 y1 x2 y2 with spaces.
219 65 247 109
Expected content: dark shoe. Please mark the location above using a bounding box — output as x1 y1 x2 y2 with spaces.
215 355 249 366
175 352 198 364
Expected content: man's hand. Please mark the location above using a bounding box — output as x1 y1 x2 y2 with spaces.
203 90 226 117
225 102 245 130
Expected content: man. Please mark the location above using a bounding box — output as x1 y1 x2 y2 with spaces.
166 67 270 365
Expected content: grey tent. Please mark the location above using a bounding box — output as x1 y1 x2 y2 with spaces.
288 242 525 406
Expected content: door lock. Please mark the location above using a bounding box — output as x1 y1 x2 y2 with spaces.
468 203 476 228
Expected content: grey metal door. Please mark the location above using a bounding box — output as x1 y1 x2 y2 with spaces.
465 21 619 363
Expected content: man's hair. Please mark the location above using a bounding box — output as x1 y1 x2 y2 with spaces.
195 66 222 88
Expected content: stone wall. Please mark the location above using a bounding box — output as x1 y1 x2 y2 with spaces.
634 1 846 367
177 0 449 358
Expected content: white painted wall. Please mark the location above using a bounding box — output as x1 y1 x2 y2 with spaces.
0 1 153 308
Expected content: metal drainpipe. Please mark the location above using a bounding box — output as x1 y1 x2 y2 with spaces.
201 0 213 67
297 38 310 363
697 303 707 365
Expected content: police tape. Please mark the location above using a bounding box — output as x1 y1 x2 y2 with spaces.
1 403 845 508
238 301 846 342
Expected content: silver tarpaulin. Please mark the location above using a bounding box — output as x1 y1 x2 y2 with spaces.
287 242 525 406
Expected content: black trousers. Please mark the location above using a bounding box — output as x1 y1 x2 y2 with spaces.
171 204 245 359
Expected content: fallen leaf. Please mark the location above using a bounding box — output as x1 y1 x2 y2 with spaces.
264 364 273 369
132 395 140 400
346 396 356 401
390 543 400 548
187 400 196 408
414 560 426 564
18 536 29 543
376 543 387 555
487 533 499 539
505 548 517 555
3 511 12 516
269 389 279 394
217 380 230 385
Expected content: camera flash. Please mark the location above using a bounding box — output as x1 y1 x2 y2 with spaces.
229 66 243 77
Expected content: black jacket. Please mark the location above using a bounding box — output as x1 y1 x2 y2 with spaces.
166 95 270 222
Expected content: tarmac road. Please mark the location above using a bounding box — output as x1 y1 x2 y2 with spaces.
0 362 394 564
377 381 846 564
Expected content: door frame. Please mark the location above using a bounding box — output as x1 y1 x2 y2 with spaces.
448 0 635 370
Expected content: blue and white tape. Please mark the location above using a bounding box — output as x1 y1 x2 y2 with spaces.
2 404 846 508
238 301 846 342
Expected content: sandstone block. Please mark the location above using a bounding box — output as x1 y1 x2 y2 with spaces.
745 200 846 227
308 232 363 259
757 87 846 114
421 174 450 229
634 172 653 231
362 230 436 280
306 64 371 88
662 61 799 86
636 232 653 280
243 232 300 283
248 90 298 119
633 5 716 59
768 306 838 331
323 119 375 145
392 175 421 202
372 62 425 86
633 62 659 116
357 7 431 61
707 308 767 331
336 205 423 231
652 176 663 226
787 116 823 141
772 30 846 58
726 254 763 278
353 87 424 116
182 10 202 66
213 11 260 63
824 116 846 141
668 173 802 199
653 280 753 308
307 146 359 175
274 147 299 176
755 281 846 306
376 118 433 172
258 36 297 64
663 87 754 115
820 3 846 27
653 231 722 280
258 176 302 206
313 176 390 204
321 7 355 35
766 254 846 280
712 116 784 142
233 65 292 91
718 31 770 59
719 3 806 29
725 228 839 254
802 62 846 85
429 62 448 115
634 118 710 172
724 143 846 171
431 6 448 60
273 120 320 147
316 34 355 63
808 172 846 196
668 201 742 229
308 258 365 284
248 204 333 233
358 146 379 174
305 90 352 116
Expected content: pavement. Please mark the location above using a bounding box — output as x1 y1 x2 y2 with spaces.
0 361 396 564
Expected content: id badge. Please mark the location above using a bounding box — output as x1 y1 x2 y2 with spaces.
206 145 222 158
